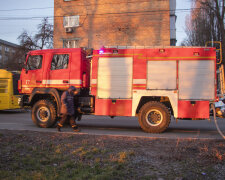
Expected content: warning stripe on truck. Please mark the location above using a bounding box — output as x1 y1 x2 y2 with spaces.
22 79 82 88
42 79 82 84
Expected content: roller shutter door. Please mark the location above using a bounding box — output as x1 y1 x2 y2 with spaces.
147 61 177 90
179 60 215 100
97 57 133 99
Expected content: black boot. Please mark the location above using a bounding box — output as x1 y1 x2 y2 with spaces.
56 123 63 132
72 125 80 132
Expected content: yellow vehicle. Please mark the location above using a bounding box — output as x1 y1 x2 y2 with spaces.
0 69 21 110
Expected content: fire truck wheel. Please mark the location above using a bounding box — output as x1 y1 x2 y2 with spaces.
138 101 171 133
32 100 57 128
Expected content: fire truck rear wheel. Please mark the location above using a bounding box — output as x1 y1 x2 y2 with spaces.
138 101 171 133
32 99 57 128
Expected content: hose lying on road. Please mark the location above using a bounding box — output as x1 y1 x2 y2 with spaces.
212 103 225 139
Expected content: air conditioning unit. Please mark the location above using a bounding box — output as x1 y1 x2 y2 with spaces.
65 27 73 33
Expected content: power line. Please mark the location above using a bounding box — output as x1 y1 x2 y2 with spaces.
0 8 202 21
0 1 223 13
0 0 174 11
0 7 53 12
0 16 52 20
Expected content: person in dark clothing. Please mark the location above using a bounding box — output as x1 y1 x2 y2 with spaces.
57 86 80 132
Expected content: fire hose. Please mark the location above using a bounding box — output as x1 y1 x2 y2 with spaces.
211 103 225 139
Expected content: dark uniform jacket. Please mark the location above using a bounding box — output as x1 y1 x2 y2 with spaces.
60 86 76 115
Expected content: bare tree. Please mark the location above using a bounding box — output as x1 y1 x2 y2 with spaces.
34 18 53 49
18 17 53 51
4 18 53 71
182 0 225 64
202 0 225 63
17 31 37 51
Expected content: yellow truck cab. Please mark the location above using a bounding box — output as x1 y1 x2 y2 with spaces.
0 69 21 110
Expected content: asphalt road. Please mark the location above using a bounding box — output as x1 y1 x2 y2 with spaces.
0 109 225 139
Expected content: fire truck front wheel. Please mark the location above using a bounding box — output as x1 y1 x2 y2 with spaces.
32 100 57 128
138 101 171 133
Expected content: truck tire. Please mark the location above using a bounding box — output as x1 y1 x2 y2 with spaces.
32 99 57 128
138 101 171 133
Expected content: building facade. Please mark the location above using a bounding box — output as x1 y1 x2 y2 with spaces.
54 0 176 49
0 39 19 68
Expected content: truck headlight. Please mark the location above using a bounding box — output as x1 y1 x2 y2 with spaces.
18 97 22 105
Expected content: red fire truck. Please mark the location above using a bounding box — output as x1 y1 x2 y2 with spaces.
18 46 218 133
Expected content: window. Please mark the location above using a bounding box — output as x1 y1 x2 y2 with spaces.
0 80 8 93
26 55 42 70
63 16 79 27
18 58 22 64
63 39 79 48
4 56 9 64
0 45 2 51
5 47 10 52
51 54 69 70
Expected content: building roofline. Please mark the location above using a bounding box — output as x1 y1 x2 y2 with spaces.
0 39 19 48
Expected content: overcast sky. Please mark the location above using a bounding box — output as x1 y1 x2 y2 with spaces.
0 0 191 46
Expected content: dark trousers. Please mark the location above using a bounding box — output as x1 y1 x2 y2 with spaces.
59 114 77 127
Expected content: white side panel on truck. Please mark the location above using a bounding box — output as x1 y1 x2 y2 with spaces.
97 57 133 99
147 61 177 90
178 60 215 100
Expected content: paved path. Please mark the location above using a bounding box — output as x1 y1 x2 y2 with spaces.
0 109 225 139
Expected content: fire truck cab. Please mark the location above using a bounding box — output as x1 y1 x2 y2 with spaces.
19 47 217 133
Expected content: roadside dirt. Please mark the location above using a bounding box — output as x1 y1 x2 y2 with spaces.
0 129 225 179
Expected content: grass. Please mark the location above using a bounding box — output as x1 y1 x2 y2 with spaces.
0 142 133 179
0 130 225 179
0 152 130 179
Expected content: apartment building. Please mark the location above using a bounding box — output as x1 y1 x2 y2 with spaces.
54 0 176 49
0 39 19 68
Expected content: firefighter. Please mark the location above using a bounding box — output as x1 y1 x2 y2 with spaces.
56 86 80 132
